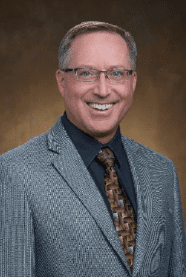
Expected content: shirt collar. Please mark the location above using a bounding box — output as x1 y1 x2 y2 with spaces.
61 112 124 168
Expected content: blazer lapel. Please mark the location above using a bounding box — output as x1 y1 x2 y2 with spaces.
121 136 154 276
47 118 130 271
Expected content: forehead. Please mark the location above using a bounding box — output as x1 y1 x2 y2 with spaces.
69 32 131 68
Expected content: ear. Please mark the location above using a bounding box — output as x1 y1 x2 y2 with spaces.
56 69 65 96
132 71 137 92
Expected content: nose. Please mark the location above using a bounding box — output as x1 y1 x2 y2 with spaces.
94 72 110 98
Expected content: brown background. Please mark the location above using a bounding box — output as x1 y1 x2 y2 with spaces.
0 0 186 229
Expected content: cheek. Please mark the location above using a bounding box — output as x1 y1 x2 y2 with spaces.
119 89 134 112
64 83 90 110
119 85 134 102
64 85 79 104
125 93 134 109
63 88 84 116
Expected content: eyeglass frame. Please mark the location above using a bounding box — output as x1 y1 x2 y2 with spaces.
60 67 134 83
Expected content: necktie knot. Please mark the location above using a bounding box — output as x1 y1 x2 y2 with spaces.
97 147 115 168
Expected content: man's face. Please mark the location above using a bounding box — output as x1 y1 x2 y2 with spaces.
56 32 137 143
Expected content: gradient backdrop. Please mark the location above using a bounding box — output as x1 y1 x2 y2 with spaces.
1 0 186 229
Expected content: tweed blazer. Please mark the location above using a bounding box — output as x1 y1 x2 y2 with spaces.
0 117 186 277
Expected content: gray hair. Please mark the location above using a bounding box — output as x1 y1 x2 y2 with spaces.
58 21 137 70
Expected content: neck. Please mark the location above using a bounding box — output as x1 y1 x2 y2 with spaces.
64 112 118 144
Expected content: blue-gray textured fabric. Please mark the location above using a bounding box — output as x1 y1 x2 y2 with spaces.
0 116 186 277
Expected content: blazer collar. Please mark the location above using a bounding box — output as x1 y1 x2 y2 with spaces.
47 117 148 276
47 116 140 156
121 135 155 276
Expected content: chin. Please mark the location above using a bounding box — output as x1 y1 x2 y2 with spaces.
88 126 117 138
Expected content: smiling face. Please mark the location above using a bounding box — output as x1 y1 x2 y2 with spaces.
56 32 137 144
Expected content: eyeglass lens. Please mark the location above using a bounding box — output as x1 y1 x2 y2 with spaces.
76 68 129 82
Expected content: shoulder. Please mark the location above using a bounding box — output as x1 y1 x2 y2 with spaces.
0 116 69 172
0 132 48 171
121 134 175 169
0 115 72 170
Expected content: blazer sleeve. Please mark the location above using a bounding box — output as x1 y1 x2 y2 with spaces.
0 158 35 277
168 163 186 276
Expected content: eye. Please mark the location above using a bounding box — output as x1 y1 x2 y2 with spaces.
83 71 90 76
79 69 92 77
112 70 123 77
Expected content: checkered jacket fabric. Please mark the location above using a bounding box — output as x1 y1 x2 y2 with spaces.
0 117 186 276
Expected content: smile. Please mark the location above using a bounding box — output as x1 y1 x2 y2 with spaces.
88 103 114 111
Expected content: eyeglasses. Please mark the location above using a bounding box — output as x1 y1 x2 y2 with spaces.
61 68 133 83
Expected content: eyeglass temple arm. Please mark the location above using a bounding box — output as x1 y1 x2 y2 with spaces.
128 70 133 75
61 68 80 73
61 69 74 72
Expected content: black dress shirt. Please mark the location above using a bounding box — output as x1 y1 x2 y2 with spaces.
61 112 137 221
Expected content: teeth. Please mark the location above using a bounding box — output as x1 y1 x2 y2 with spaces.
89 103 113 110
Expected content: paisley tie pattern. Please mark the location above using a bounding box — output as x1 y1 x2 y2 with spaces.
97 147 137 272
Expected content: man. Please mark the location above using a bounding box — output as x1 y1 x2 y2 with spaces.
0 21 185 277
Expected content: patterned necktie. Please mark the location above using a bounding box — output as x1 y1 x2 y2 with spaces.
97 147 137 272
